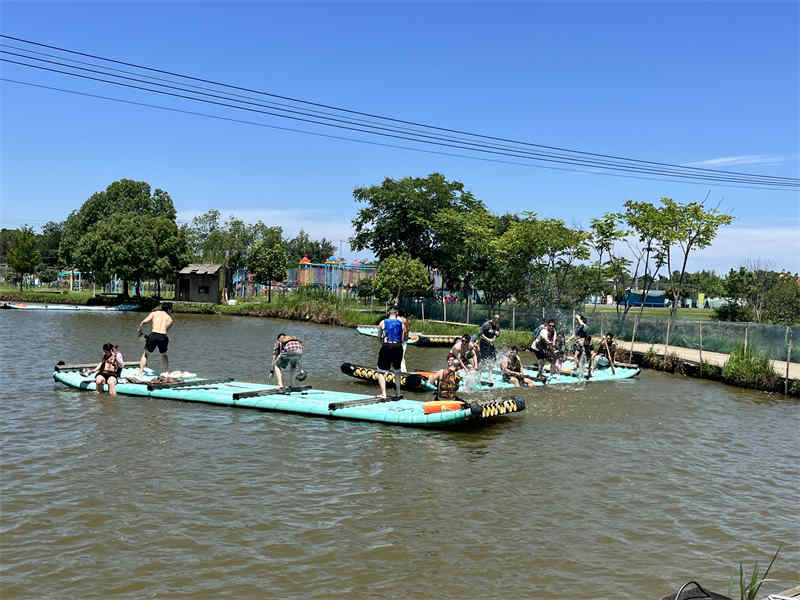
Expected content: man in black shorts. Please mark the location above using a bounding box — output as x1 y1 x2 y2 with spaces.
137 303 174 375
478 314 501 363
377 307 404 399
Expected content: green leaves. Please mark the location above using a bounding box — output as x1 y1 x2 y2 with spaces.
6 225 41 288
373 253 430 302
248 242 288 302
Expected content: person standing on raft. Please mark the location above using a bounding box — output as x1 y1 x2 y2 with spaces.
136 302 174 375
270 333 306 388
478 314 501 363
376 307 404 399
431 355 462 400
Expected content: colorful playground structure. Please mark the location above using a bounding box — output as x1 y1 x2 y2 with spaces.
233 258 376 298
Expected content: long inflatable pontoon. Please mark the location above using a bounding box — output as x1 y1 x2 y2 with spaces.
341 360 639 390
355 326 458 347
53 364 525 427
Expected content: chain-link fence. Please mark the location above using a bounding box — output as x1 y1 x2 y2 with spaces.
400 298 798 363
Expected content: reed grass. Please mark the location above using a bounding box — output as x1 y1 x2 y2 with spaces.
721 345 781 390
732 546 781 600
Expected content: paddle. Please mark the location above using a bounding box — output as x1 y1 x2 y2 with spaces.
329 395 402 411
233 385 312 401
603 340 617 374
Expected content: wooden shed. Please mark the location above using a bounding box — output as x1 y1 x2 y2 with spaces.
176 263 228 304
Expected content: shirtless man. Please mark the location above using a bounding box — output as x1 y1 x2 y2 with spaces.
449 334 478 372
136 302 174 375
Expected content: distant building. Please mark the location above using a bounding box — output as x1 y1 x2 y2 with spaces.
176 263 229 303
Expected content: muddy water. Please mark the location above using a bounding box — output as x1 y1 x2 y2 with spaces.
1 310 797 599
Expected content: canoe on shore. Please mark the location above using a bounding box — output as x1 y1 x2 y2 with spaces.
3 302 140 311
53 364 525 428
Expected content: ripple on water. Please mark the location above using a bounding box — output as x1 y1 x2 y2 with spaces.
2 312 798 599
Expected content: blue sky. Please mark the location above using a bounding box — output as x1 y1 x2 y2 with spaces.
2 1 798 272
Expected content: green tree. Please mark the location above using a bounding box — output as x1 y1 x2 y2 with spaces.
38 221 64 267
589 213 628 313
620 200 668 323
60 179 176 265
7 226 41 289
725 265 778 322
762 274 800 325
350 173 485 266
373 253 430 303
659 198 733 318
283 230 336 264
249 242 288 302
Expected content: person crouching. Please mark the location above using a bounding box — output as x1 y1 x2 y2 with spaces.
271 333 305 389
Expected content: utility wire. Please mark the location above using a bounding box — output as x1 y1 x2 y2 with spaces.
3 33 796 185
5 77 795 193
4 55 796 190
3 45 796 187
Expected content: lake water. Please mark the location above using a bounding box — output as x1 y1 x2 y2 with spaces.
1 310 797 599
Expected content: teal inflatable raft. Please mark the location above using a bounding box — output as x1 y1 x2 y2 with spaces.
53 364 524 428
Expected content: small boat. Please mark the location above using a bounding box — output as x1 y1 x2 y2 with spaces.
355 326 458 346
355 326 419 344
3 302 140 311
53 363 525 428
340 362 435 391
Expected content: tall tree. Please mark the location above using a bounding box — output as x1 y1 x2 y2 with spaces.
725 264 778 322
283 230 336 264
248 242 288 302
38 221 64 267
7 226 41 289
659 197 733 318
589 213 628 313
372 253 430 303
350 173 485 266
60 179 176 265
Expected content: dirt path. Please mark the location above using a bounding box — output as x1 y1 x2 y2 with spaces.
618 339 800 380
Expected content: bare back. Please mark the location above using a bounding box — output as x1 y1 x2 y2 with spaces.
141 310 174 335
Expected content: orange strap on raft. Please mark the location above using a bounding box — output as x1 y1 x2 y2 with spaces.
423 400 465 414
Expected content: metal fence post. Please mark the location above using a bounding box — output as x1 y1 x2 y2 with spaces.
786 327 792 396
665 319 671 357
421 301 425 321
512 306 516 331
744 325 749 354
443 300 447 323
699 321 703 365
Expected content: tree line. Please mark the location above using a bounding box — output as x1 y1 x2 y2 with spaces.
1 178 335 298
349 173 798 326
2 175 797 325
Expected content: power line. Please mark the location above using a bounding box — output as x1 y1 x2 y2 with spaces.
3 33 796 184
5 56 796 189
1 34 797 189
5 77 795 193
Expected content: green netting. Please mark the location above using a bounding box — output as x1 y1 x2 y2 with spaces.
402 299 798 362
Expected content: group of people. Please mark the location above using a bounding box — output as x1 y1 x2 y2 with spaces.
89 302 617 403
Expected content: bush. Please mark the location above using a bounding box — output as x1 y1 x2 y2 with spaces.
712 302 754 322
721 345 780 391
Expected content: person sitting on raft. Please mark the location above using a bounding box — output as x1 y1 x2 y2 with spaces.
501 346 534 387
376 307 404 399
595 333 617 369
89 343 123 396
449 334 478 372
271 333 306 389
431 355 462 400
